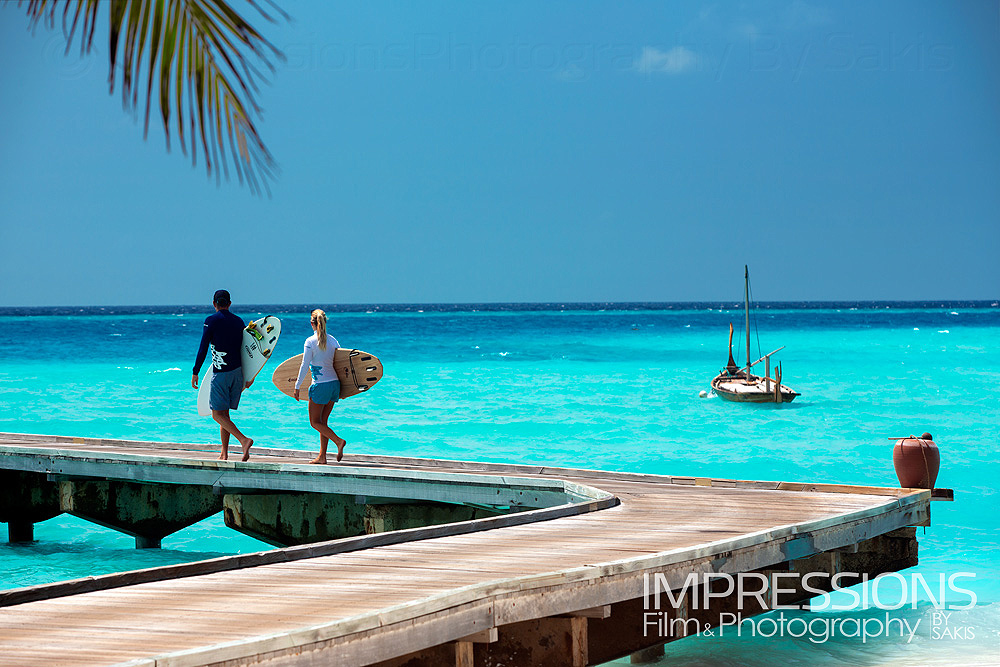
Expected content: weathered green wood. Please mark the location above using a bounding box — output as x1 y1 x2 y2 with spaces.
58 480 223 549
0 470 62 542
222 492 368 546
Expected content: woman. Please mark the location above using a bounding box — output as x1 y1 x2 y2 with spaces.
294 309 347 464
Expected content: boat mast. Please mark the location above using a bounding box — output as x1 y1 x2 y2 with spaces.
744 265 751 378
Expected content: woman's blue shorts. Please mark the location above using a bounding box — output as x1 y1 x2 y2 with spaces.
309 380 340 406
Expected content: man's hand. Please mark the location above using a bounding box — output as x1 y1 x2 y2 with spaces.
294 388 300 401
245 378 254 389
191 374 199 389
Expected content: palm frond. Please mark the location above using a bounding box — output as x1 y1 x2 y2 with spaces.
22 0 287 196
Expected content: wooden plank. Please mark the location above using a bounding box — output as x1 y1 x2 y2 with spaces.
563 605 611 619
457 628 498 643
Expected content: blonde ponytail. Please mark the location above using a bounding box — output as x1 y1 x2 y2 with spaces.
311 309 328 350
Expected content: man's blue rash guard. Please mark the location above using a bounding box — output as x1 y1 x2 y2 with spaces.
193 310 245 375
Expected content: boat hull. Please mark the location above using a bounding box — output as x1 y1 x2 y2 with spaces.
711 375 799 403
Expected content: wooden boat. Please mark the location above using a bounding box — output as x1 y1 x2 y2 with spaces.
711 266 799 403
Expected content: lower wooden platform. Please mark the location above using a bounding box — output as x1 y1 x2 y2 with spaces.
0 433 938 667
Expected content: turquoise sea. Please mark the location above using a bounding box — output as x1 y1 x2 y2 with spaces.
0 302 998 665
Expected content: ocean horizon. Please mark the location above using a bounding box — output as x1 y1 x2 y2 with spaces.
2 299 997 315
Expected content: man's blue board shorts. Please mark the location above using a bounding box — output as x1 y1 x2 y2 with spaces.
309 379 340 406
210 368 244 411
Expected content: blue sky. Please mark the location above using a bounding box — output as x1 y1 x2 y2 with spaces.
1 1 997 306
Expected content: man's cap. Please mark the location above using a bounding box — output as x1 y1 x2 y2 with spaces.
213 289 231 304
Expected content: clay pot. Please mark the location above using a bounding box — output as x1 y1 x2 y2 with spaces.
892 433 940 489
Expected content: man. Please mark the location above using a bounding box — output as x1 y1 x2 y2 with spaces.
192 289 254 461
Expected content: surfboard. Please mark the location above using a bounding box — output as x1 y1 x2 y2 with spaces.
196 363 214 417
197 316 282 416
241 315 282 384
271 348 383 401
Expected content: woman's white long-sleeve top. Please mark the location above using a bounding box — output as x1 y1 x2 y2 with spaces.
295 333 340 389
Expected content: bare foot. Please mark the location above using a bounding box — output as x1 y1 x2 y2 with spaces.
309 455 327 465
336 438 346 463
218 454 228 461
241 438 254 462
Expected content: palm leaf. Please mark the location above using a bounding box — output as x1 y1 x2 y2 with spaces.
21 0 287 196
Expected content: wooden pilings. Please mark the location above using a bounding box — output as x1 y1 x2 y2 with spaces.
59 479 223 549
474 617 588 667
222 493 506 547
222 492 367 546
1 476 224 549
0 471 61 543
2 473 515 549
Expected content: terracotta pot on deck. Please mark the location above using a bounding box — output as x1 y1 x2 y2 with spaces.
892 432 940 489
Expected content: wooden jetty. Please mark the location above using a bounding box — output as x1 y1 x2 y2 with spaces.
0 432 950 667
